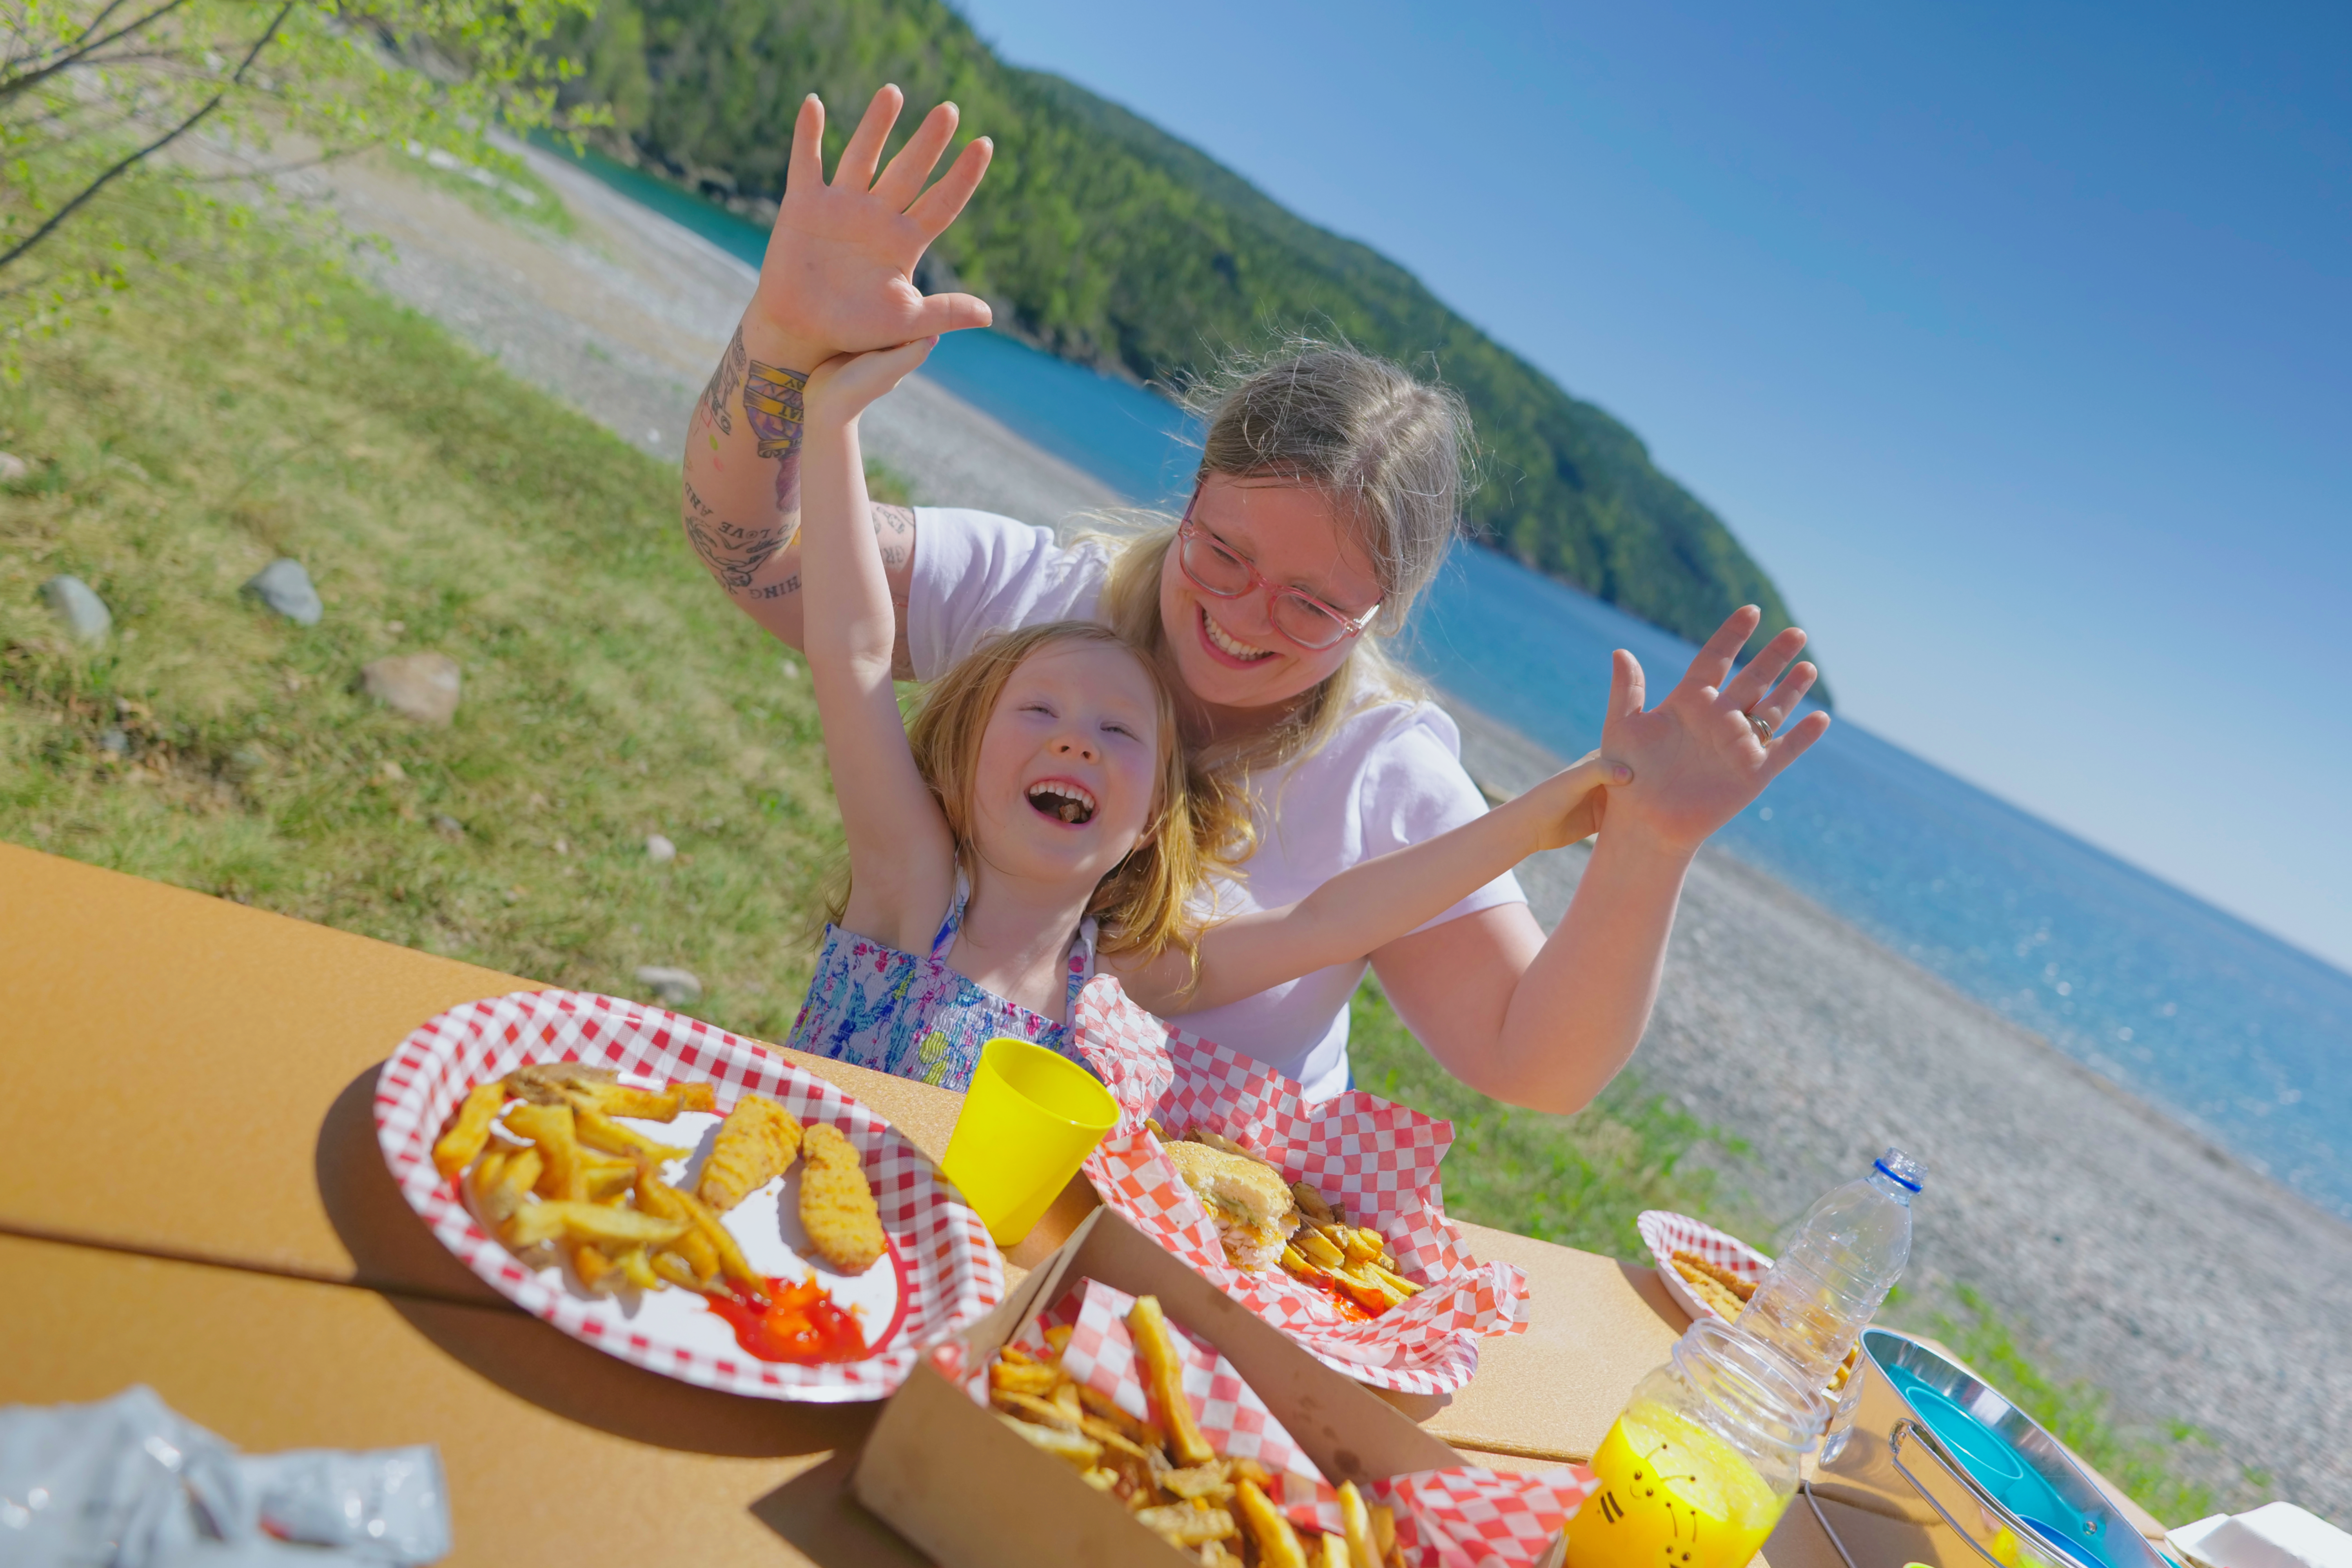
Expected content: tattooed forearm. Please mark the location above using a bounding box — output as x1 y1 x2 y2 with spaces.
748 572 801 601
686 514 791 591
873 503 913 570
742 358 809 513
698 327 747 439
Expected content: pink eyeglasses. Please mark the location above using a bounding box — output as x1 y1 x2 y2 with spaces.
1175 502 1381 652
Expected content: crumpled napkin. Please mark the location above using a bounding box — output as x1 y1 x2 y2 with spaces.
0 1386 448 1566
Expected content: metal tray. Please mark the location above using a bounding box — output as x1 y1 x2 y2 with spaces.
1862 1329 2168 1568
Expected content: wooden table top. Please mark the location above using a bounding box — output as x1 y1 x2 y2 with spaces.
0 843 1987 1567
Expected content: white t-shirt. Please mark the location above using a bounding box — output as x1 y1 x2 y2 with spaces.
906 507 1526 1100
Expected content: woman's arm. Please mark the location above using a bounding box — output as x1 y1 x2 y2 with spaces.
679 87 987 663
1110 754 1627 1014
797 339 960 950
1374 608 1833 1114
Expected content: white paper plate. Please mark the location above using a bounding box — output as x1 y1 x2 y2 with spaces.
376 989 1002 1401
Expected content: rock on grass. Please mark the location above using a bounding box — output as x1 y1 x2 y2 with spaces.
41 575 111 643
361 653 461 724
242 559 324 625
634 966 702 1006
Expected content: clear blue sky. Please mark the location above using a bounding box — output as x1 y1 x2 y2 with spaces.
955 0 2352 972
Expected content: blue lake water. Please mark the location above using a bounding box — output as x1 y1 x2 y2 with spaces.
553 145 2352 1221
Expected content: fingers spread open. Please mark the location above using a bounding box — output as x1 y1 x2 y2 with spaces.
906 136 993 239
836 83 905 191
1610 648 1647 719
1760 710 1833 780
1749 661 1818 731
787 94 826 199
873 100 959 211
1683 606 1763 696
1722 625 1808 713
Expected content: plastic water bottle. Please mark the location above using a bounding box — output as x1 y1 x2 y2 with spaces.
1736 1147 1925 1461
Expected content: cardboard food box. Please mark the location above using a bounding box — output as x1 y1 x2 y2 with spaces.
853 1205 1466 1568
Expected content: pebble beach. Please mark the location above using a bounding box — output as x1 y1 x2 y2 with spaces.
303 137 2352 1524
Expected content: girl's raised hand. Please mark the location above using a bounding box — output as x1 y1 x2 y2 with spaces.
804 337 938 423
1597 607 1832 855
748 87 995 367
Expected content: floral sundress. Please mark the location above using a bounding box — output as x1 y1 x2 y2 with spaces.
783 872 1097 1093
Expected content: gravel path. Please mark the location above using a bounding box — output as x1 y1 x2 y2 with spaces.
313 145 2351 1525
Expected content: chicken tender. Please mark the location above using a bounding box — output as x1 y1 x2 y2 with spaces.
798 1122 886 1274
695 1094 802 1214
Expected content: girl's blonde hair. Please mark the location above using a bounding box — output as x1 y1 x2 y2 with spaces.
831 621 1251 965
1092 340 1474 783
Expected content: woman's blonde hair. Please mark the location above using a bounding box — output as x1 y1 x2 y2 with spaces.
829 621 1250 965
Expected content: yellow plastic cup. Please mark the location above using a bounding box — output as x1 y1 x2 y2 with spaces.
940 1037 1119 1246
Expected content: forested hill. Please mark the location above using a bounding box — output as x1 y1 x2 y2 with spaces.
557 0 1822 678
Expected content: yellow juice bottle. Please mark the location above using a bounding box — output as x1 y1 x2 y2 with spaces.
1558 1320 1828 1568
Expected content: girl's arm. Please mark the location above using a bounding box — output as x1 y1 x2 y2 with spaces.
796 339 959 951
1109 754 1630 1015
1371 608 1831 1114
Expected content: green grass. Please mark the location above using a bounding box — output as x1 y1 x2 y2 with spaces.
1347 976 1764 1258
0 199 848 1040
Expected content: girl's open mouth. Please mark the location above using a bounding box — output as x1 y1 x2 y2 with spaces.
1026 780 1097 825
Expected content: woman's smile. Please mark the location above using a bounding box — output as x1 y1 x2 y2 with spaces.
1198 604 1275 665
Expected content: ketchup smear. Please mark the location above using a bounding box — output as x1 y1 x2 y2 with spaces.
1284 1264 1378 1323
704 1275 871 1364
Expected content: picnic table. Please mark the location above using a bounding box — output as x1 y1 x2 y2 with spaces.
0 842 2158 1566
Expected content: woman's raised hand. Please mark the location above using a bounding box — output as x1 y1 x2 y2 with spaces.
748 87 995 367
1597 606 1832 855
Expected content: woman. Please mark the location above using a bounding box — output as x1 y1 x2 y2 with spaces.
679 88 1829 1113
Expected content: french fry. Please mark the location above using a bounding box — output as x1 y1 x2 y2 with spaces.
481 1147 542 1225
572 1241 617 1292
1291 1181 1335 1223
990 1359 1063 1397
1229 1456 1274 1490
617 1245 660 1291
1281 1244 1312 1274
1129 1295 1214 1466
1343 1227 1385 1266
1297 1227 1347 1270
993 1389 1082 1432
581 1156 639 1201
574 1106 692 1165
1051 1378 1084 1423
503 1101 585 1200
1319 1532 1353 1568
505 1200 688 1249
432 1082 508 1181
996 1412 1101 1466
1236 1478 1308 1568
463 1146 510 1218
1162 1461 1236 1502
673 1185 763 1296
1136 1504 1238 1548
634 1171 719 1283
652 1251 703 1292
1043 1323 1075 1357
1080 1417 1158 1465
1372 1503 1398 1562
1079 1466 1120 1493
670 1081 716 1113
1366 1261 1421 1298
1339 1481 1381 1568
566 1082 683 1121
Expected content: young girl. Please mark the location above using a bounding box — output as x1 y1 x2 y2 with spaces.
783 336 1627 1091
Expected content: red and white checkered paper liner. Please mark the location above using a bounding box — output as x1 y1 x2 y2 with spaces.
1635 1210 1772 1324
944 1276 1597 1567
375 989 1002 1402
1066 976 1529 1394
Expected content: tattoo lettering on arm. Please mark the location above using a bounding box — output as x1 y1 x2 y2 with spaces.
742 358 809 512
699 327 748 438
749 572 801 601
687 515 791 591
873 502 914 570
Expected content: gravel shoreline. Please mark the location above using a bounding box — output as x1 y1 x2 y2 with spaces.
313 143 2352 1523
